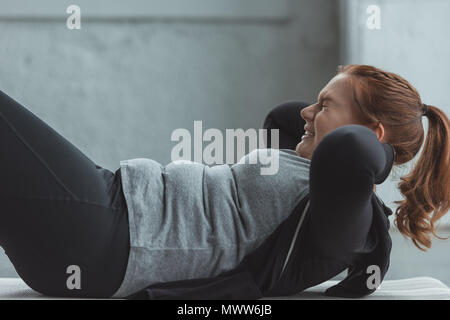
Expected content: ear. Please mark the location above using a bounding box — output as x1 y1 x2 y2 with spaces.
373 121 386 142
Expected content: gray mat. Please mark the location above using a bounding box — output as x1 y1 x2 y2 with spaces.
1 277 449 300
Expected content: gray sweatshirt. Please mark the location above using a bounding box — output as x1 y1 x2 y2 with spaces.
112 149 311 298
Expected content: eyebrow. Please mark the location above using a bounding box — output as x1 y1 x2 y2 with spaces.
317 92 335 104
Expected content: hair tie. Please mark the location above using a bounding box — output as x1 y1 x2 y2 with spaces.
422 103 429 116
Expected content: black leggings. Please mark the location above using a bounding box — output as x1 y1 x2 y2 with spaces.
0 90 130 298
264 101 394 264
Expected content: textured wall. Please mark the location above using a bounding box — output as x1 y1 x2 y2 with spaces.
340 0 450 223
340 0 450 285
0 0 340 277
0 0 339 170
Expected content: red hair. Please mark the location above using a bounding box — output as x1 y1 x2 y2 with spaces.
338 64 450 251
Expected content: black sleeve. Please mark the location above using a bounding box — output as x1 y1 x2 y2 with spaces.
308 124 394 262
263 101 309 149
305 125 394 298
374 143 395 184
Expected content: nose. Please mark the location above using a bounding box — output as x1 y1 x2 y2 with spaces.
300 104 316 122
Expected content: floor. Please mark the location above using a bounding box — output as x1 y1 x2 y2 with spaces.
1 277 449 300
384 228 450 285
1 229 449 286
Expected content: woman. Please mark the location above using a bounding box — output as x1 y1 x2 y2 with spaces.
0 64 448 299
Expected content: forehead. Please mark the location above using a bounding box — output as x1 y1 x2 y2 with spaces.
318 73 354 105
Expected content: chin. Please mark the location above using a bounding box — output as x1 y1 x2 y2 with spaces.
295 140 313 159
295 141 306 156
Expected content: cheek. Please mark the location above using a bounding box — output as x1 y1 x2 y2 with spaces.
314 111 345 142
314 117 330 141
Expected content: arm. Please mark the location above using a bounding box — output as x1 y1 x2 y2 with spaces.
308 124 394 262
263 101 309 149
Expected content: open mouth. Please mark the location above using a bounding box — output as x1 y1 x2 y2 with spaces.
303 125 315 139
301 130 315 139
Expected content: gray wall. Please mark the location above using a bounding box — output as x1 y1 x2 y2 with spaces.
339 0 450 285
0 0 339 170
0 1 340 277
340 0 450 224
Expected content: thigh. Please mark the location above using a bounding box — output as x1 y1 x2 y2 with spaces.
308 125 390 263
1 194 129 298
263 101 309 149
0 90 113 205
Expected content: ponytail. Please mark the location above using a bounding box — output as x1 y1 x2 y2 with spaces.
338 64 450 250
394 105 450 250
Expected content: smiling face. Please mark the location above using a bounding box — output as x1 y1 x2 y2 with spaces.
295 73 382 159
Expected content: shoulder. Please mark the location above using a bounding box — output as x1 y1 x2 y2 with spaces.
238 148 310 165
